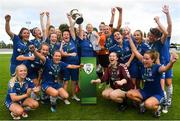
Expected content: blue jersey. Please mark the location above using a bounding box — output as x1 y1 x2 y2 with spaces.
11 35 30 65
109 40 132 64
77 37 96 57
42 58 68 85
30 38 42 50
23 57 43 79
61 39 79 64
142 64 163 94
5 78 34 107
160 36 171 64
10 35 30 75
105 34 116 50
147 39 163 54
48 43 60 59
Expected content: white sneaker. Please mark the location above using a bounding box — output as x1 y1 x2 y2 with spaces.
162 105 168 113
10 112 21 120
64 99 71 105
72 95 80 102
22 112 28 118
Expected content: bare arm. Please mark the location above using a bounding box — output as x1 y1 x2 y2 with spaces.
10 88 31 102
46 12 51 38
159 52 179 73
91 79 101 84
116 7 122 31
67 13 76 40
78 24 83 40
127 36 143 62
162 5 172 36
29 45 46 62
126 53 135 67
154 16 168 44
109 8 115 30
60 49 77 57
93 31 100 46
40 12 46 41
5 15 14 39
16 55 35 61
66 64 82 69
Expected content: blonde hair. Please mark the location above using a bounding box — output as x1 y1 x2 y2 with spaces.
9 64 27 88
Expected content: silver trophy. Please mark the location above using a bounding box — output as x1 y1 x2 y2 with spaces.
70 9 83 24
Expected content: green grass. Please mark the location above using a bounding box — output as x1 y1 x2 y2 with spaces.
0 54 180 120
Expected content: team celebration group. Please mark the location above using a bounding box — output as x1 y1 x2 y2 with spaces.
4 4 179 119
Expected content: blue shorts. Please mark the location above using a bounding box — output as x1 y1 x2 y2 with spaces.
10 64 17 76
63 68 79 81
41 82 62 92
129 63 138 78
140 89 164 103
161 69 173 79
5 100 12 109
5 99 25 109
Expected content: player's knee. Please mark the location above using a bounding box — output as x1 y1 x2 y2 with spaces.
144 101 154 109
15 108 24 116
63 93 69 99
32 101 39 109
51 91 58 97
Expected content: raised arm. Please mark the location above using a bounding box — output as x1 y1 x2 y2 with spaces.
159 52 178 73
29 45 46 62
40 12 46 41
109 8 115 30
162 5 172 36
116 7 122 31
5 15 14 39
127 36 143 62
154 16 168 44
45 12 51 38
78 24 83 40
126 52 135 67
67 13 76 40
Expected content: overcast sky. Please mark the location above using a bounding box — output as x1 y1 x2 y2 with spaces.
0 0 179 44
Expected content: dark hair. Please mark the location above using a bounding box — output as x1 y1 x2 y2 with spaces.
59 24 69 32
48 25 55 31
135 30 143 38
149 28 162 38
53 50 61 56
93 27 98 32
39 42 49 50
100 22 105 25
62 29 70 35
18 27 29 40
109 52 119 62
49 32 57 38
144 50 159 63
30 27 38 37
